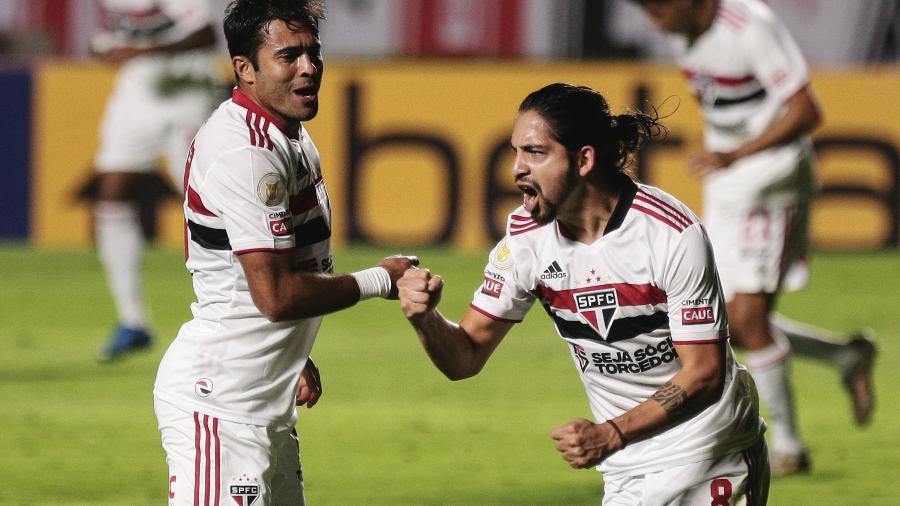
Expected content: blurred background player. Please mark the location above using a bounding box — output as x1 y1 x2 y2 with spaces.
91 0 225 361
399 83 768 504
633 0 878 475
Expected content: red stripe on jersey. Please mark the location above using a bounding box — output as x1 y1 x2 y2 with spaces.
534 282 667 312
253 114 266 149
634 191 692 228
290 179 322 214
772 69 788 86
232 88 296 139
510 219 536 230
469 303 522 323
718 5 747 30
212 418 220 506
510 223 543 236
675 337 726 344
183 141 196 261
262 118 274 150
510 214 533 222
182 141 196 193
193 412 201 506
245 110 257 146
681 69 755 87
632 204 686 232
203 415 211 506
187 186 216 217
234 246 297 255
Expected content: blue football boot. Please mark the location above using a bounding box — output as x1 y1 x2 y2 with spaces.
97 325 152 362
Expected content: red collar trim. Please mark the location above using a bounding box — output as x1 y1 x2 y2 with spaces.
232 88 299 140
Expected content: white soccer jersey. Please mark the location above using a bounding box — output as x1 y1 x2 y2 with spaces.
471 178 763 477
670 0 817 208
97 0 213 49
154 89 332 426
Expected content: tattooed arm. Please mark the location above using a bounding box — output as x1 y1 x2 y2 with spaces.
551 341 726 468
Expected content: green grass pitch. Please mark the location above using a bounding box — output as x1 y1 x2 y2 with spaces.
1 244 898 505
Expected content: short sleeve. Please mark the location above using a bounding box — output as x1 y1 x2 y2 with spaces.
199 148 296 254
743 10 809 104
661 224 729 343
470 236 536 322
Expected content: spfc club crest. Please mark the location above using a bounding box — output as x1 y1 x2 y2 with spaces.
229 475 259 506
574 288 619 337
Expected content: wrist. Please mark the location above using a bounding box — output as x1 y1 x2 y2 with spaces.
351 267 392 300
606 419 628 449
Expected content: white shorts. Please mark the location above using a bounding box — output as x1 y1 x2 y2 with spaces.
601 437 769 505
704 200 810 301
94 54 220 184
154 398 305 506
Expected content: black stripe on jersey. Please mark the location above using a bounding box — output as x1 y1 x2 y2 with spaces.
712 87 767 107
188 220 231 250
294 216 331 247
604 174 637 234
540 302 669 344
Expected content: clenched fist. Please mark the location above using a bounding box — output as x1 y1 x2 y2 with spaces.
397 268 444 322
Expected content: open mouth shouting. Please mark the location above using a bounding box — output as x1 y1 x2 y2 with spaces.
518 182 539 213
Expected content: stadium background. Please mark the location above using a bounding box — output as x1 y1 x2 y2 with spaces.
1 1 899 504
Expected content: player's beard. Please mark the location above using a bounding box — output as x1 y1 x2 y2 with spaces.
529 167 580 226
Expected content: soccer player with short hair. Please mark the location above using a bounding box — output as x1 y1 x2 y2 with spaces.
92 0 224 361
153 1 417 504
398 83 769 504
633 0 877 475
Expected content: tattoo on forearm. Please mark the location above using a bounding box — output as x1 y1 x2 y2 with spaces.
650 382 689 415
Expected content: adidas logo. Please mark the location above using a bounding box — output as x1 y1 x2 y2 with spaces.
540 261 567 280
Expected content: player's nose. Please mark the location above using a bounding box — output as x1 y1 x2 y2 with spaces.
512 153 529 177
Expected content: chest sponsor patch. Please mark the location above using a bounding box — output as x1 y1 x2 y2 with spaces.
480 276 504 298
681 306 714 325
579 337 679 375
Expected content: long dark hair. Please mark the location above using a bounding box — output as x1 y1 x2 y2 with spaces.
518 83 666 178
224 0 326 68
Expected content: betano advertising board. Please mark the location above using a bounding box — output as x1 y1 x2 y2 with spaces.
32 61 900 250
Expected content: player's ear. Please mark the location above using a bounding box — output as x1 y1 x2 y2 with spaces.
576 145 596 177
232 56 256 86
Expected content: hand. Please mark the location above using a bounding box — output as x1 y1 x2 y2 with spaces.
550 418 622 469
397 268 443 322
687 150 738 177
379 255 420 299
296 357 322 408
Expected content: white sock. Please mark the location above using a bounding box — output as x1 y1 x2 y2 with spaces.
744 333 805 455
770 313 855 371
95 201 148 329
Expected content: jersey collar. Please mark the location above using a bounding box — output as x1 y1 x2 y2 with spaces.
604 174 637 234
556 174 637 240
232 88 300 140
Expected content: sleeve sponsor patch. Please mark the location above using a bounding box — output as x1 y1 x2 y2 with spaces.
269 218 292 236
480 276 504 298
681 306 714 325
